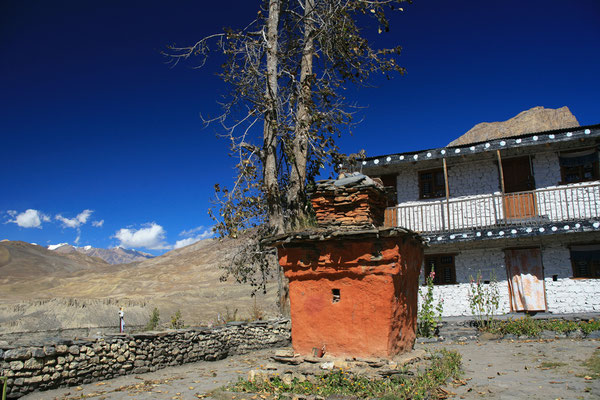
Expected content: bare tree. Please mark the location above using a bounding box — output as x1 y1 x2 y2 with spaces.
166 0 409 314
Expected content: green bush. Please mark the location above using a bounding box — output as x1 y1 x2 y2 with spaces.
468 271 500 331
417 270 443 337
144 307 160 331
170 309 184 329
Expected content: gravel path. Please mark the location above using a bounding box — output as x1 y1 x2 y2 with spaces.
20 339 600 400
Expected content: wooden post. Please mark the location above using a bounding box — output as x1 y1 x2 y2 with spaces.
497 150 505 194
443 158 450 230
496 150 506 223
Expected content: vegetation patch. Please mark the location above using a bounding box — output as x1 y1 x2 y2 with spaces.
538 361 566 370
144 307 161 331
582 349 600 379
226 349 461 400
417 271 443 337
481 316 600 337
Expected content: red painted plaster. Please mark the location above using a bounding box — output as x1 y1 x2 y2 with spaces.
278 236 422 358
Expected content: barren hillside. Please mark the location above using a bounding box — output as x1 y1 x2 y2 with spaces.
448 106 580 146
0 239 278 334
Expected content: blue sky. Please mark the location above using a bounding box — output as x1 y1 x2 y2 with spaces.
1 0 599 254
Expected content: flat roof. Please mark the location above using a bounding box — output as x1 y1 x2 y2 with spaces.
359 123 600 170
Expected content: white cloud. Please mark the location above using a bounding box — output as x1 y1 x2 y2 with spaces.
174 226 213 249
114 223 170 250
92 220 104 227
55 209 93 229
179 226 208 237
7 209 49 228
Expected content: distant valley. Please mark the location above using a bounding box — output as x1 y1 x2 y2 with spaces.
0 239 278 336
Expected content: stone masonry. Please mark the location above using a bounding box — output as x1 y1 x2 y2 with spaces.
385 140 600 317
311 174 387 228
0 319 290 399
417 244 600 317
269 172 424 358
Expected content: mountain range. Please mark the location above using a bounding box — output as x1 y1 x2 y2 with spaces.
48 243 154 264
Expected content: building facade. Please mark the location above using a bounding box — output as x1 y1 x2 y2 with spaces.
361 124 600 316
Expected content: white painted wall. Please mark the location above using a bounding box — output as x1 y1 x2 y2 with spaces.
394 150 600 233
396 168 418 203
448 159 500 197
390 149 600 316
417 246 600 317
532 151 561 188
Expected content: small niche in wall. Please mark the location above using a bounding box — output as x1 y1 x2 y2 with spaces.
332 289 341 303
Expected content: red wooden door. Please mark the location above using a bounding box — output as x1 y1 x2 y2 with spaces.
502 156 537 219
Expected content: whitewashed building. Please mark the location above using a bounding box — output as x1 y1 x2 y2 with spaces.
361 124 600 316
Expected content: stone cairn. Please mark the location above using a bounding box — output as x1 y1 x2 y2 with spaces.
255 172 424 382
310 172 387 228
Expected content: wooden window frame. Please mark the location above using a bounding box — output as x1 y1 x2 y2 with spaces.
418 168 446 200
570 246 600 279
424 254 457 285
559 148 600 185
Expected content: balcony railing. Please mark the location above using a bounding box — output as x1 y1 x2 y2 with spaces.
384 182 600 234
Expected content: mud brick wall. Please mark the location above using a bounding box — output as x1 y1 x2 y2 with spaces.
311 186 387 227
0 319 290 399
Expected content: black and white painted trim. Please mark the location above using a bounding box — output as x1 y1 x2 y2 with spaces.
360 125 600 169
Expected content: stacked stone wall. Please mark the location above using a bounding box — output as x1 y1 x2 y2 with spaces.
532 151 561 188
311 185 387 227
545 279 600 313
447 159 500 197
0 319 290 399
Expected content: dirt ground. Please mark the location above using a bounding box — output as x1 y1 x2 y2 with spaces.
21 338 600 400
423 338 600 399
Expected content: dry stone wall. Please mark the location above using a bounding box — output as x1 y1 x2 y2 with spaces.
0 319 290 399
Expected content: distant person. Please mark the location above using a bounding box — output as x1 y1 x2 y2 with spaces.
119 307 125 333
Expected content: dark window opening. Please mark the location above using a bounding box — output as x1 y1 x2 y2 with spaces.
419 168 446 199
560 149 600 184
570 246 600 278
332 289 341 303
502 156 535 193
424 254 456 285
373 174 398 207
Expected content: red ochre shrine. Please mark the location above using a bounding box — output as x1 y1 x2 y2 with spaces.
266 173 424 358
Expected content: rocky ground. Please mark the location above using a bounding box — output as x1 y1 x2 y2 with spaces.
19 337 600 400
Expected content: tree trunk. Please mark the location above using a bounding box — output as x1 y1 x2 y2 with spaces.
287 0 315 229
263 0 284 236
262 0 289 316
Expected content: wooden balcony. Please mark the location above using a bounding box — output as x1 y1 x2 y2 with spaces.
384 182 600 234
